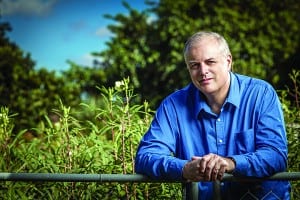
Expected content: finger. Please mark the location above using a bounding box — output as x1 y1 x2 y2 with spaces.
195 175 205 182
186 159 202 180
202 154 222 181
217 167 225 181
199 156 210 174
211 167 220 181
216 158 228 180
211 160 223 181
205 155 221 180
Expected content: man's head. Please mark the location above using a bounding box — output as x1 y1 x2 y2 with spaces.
184 31 231 62
184 31 232 99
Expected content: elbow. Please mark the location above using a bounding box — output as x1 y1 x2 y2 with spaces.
134 153 151 176
134 154 143 174
276 147 288 172
268 151 288 175
278 153 288 172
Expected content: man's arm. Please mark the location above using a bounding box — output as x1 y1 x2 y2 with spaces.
135 100 188 180
232 86 288 177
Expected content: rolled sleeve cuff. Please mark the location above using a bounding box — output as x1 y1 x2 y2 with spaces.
230 155 249 176
169 159 189 180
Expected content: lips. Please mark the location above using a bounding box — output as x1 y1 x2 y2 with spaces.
199 78 212 83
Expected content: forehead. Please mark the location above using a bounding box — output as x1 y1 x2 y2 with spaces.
185 38 222 60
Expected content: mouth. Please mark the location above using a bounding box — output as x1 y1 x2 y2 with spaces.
199 78 212 83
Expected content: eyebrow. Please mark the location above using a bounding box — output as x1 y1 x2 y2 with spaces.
188 58 216 63
188 61 199 64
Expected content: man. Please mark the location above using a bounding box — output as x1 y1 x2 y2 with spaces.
135 31 290 199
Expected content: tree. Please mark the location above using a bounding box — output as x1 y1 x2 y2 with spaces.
0 21 81 133
97 0 300 108
62 61 107 99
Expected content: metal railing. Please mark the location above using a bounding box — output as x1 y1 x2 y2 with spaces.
0 172 299 199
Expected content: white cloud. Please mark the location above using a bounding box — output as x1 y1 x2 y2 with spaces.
1 0 58 16
95 26 112 38
76 53 102 67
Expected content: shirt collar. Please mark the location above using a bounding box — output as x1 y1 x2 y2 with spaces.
225 72 241 108
193 72 241 116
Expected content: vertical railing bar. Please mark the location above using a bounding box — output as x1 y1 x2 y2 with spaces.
182 183 187 200
191 182 199 200
213 180 222 200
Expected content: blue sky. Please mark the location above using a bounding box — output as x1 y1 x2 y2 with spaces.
1 0 150 72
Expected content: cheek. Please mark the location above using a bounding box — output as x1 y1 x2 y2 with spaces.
189 70 198 79
213 68 228 81
217 65 229 74
218 70 230 84
226 63 231 71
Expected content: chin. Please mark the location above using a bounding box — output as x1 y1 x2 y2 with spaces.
199 87 216 95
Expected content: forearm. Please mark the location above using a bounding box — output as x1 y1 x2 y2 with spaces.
231 148 288 177
135 153 187 180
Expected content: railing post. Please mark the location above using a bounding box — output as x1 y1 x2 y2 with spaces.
191 182 199 200
213 180 221 200
182 183 187 200
182 182 198 200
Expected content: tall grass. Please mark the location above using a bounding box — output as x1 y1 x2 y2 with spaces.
0 78 181 199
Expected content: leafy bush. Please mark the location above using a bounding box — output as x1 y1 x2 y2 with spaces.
0 78 182 199
279 70 300 199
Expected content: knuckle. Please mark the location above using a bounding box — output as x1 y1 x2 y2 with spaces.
206 164 213 171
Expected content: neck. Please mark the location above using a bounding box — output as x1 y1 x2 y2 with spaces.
206 74 231 114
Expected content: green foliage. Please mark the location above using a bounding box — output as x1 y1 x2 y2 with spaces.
0 107 24 171
2 0 300 133
0 71 299 198
0 1 299 198
97 0 300 108
62 61 107 99
0 78 182 199
0 21 81 133
279 70 300 199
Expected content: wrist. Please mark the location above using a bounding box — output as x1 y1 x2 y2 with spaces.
182 161 189 180
226 157 236 173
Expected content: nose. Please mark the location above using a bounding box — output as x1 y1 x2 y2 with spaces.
198 64 208 76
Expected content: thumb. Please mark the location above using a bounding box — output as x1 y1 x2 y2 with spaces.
192 156 202 160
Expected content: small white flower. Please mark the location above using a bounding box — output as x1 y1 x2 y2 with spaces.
115 81 124 88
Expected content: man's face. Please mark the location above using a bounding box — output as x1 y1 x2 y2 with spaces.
185 38 232 97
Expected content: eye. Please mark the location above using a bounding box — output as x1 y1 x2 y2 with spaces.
189 62 200 70
206 60 216 65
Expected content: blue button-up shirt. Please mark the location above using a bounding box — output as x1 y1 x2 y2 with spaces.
135 73 290 199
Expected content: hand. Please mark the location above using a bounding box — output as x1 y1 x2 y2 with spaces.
182 156 205 182
197 153 236 181
182 154 235 182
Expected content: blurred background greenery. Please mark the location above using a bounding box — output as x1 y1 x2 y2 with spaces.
1 0 299 132
0 0 299 199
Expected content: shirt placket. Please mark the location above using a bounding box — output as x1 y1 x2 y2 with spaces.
215 115 225 155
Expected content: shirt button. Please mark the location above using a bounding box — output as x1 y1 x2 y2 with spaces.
217 118 221 121
219 139 223 143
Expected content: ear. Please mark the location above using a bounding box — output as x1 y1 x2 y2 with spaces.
226 54 232 71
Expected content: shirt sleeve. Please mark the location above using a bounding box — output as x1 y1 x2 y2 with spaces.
135 99 188 180
232 85 288 177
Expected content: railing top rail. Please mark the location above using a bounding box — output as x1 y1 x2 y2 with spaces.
223 172 300 181
0 173 152 183
0 172 299 182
